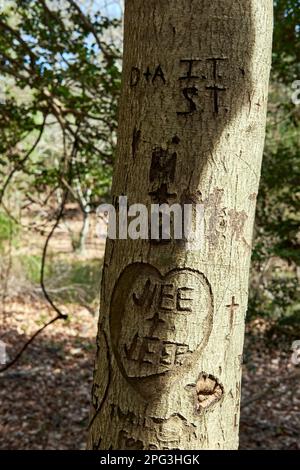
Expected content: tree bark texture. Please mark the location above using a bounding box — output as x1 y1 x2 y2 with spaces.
87 0 273 450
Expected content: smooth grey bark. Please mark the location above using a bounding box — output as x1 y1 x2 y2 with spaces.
88 0 273 450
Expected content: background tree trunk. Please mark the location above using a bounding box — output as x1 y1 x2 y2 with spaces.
88 0 273 450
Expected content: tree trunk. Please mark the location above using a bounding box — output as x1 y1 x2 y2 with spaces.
88 0 273 450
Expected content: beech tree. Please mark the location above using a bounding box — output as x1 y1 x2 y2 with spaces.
88 0 273 450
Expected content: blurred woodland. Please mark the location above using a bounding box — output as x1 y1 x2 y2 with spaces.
0 0 299 450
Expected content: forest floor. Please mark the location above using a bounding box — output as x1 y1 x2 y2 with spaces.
0 209 299 449
0 296 299 450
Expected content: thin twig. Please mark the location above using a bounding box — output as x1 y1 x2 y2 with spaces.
242 369 300 407
0 114 47 204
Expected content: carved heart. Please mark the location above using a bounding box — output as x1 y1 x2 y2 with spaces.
110 263 213 397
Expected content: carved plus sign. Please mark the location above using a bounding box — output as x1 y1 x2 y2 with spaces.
226 296 239 327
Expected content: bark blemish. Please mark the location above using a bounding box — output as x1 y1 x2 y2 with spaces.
196 373 224 411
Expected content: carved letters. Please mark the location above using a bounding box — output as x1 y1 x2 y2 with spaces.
110 263 213 396
177 87 198 115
